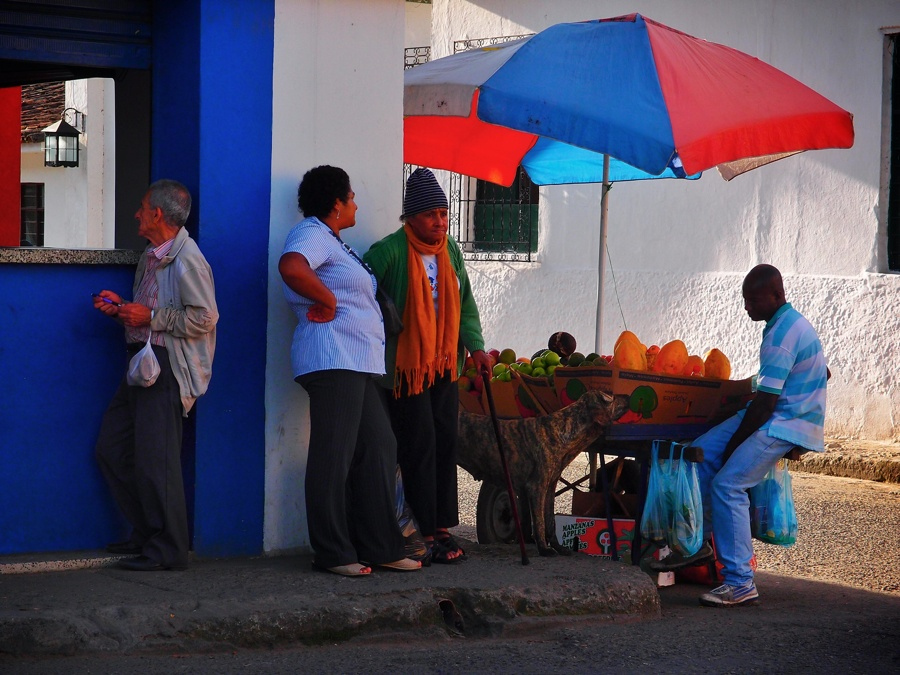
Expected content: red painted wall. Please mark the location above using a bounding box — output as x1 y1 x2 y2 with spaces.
0 87 21 247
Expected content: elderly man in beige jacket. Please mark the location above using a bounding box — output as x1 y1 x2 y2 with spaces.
92 179 217 572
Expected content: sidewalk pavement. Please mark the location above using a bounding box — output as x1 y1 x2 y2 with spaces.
1 440 896 656
0 542 659 656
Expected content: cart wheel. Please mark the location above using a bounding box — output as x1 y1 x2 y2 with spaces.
475 482 532 544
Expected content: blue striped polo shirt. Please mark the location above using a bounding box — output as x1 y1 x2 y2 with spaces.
753 303 827 452
282 217 385 378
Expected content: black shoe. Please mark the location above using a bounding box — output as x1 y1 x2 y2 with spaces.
106 541 142 555
649 542 714 571
116 555 187 572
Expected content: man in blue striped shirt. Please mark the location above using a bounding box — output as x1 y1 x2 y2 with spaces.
652 264 828 607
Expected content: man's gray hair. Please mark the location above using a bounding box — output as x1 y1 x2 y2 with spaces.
148 179 192 228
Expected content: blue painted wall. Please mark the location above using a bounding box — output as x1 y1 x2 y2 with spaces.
0 264 137 553
1 0 273 557
152 0 273 556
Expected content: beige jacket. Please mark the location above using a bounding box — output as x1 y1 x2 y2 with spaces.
140 227 218 415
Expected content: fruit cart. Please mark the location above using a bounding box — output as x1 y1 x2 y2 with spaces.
474 421 710 565
466 362 754 564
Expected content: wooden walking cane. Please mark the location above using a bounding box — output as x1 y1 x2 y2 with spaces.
480 372 530 565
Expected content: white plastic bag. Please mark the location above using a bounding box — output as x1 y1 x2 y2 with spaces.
126 334 160 387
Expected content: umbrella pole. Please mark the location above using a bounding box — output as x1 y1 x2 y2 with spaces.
594 154 611 354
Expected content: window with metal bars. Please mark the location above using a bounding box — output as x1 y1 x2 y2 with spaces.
450 169 538 261
403 35 539 262
20 183 44 247
451 35 538 262
887 34 900 271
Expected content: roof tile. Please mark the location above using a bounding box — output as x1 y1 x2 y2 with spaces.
21 82 65 142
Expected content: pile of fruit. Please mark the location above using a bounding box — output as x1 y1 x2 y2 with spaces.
458 330 732 396
606 330 731 380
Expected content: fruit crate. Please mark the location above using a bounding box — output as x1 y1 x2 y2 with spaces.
554 366 754 426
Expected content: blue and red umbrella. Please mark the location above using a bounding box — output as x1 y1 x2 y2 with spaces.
404 13 854 187
404 13 854 351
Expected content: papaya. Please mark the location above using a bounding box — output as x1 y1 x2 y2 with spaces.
682 354 705 377
614 330 643 352
704 348 731 379
650 340 689 375
612 339 647 371
645 344 660 370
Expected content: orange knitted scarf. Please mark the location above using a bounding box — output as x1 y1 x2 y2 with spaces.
394 224 460 396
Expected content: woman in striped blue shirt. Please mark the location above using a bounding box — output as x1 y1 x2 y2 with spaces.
279 165 420 577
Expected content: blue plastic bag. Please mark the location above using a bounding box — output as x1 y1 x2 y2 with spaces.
640 441 672 546
749 459 798 546
640 441 703 557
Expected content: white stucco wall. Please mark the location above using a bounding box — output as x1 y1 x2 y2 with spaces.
261 0 898 554
265 0 406 554
405 0 431 47
432 0 900 441
83 79 116 248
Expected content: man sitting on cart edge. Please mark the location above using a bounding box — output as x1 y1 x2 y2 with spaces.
651 264 828 608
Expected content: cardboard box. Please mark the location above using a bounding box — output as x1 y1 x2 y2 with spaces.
571 489 639 519
554 366 753 426
514 372 563 414
481 378 529 419
555 515 638 560
462 376 558 419
458 388 487 415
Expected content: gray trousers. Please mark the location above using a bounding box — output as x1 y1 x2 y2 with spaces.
95 344 189 567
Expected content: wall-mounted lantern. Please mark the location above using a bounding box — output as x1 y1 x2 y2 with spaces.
42 108 83 168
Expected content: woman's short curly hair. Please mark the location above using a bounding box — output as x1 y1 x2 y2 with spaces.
297 165 351 220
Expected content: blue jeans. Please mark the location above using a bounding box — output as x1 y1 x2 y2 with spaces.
693 414 793 586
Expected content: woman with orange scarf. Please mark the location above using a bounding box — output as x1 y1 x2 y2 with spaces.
364 169 493 564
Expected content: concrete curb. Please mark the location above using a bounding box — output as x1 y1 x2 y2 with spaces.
796 454 900 483
0 547 661 656
794 441 900 484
